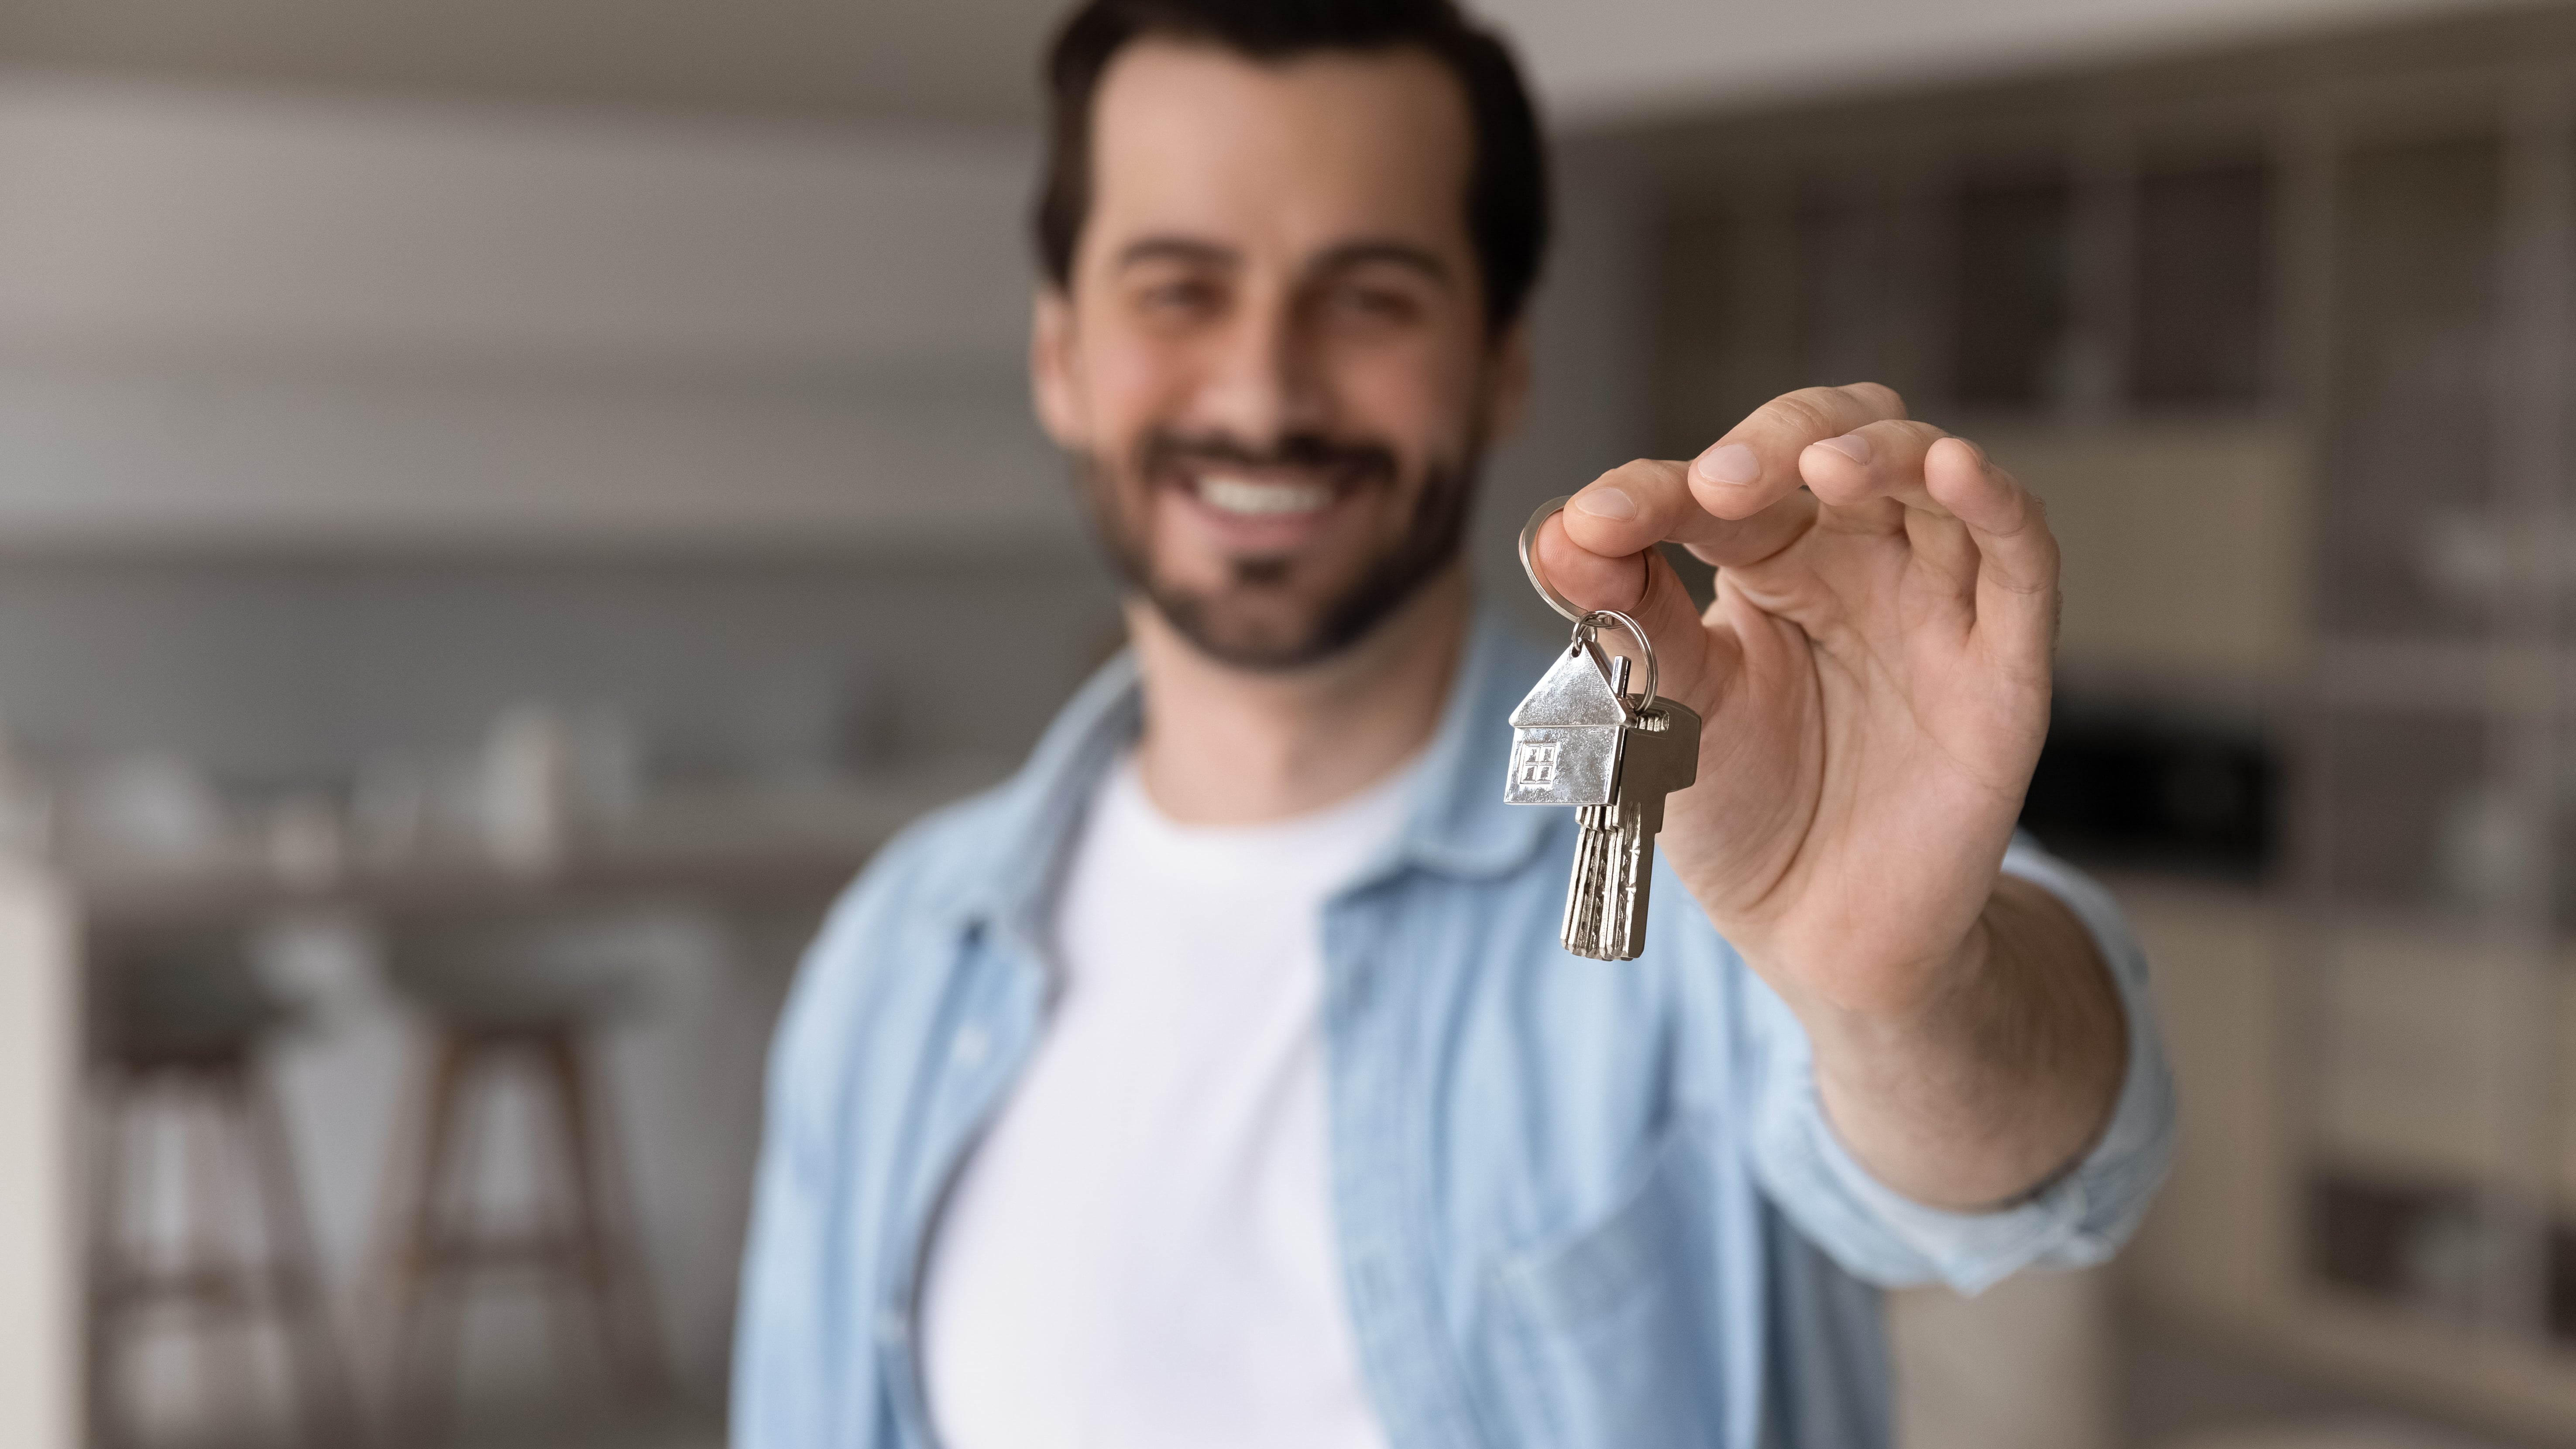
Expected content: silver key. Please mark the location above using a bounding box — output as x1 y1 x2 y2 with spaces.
1504 615 1700 960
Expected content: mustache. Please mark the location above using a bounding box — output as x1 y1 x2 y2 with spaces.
1136 429 1401 486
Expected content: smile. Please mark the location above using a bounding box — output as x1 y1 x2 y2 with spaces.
1192 474 1339 517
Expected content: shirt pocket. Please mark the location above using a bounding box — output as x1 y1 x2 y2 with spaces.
1485 1125 1730 1449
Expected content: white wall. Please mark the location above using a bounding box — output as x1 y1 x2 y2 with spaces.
0 75 1075 547
1484 0 2518 126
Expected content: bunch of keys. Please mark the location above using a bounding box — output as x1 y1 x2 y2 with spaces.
1504 497 1702 961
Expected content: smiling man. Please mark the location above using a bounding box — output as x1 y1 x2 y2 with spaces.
733 3 2174 1446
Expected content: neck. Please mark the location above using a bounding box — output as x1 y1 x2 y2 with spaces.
1128 567 1471 825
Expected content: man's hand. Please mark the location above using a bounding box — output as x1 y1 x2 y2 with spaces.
1533 383 2124 1208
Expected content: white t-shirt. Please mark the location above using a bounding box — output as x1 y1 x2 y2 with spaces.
919 753 1412 1449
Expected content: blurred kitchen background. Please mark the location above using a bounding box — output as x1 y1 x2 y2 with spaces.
3 0 2574 1446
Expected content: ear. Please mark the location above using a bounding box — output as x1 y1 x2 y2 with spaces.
1030 288 1088 450
1479 317 1534 446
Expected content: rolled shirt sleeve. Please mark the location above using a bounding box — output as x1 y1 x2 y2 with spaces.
1741 838 2178 1293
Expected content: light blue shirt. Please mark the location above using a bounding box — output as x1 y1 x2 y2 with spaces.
733 611 2175 1449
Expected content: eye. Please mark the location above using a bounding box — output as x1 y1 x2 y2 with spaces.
1135 276 1225 321
1328 281 1425 326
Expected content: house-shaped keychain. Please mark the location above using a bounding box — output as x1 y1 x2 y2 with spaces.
1504 638 1639 809
1502 629 1702 958
1501 498 1704 957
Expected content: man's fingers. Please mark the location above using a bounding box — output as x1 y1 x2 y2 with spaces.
1922 437 2048 584
1533 506 1656 613
1794 419 1952 510
1923 437 2060 656
1546 418 2058 672
1686 383 1908 520
1560 458 1817 569
1531 514 1730 703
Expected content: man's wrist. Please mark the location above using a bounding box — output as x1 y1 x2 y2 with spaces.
1796 878 2127 1210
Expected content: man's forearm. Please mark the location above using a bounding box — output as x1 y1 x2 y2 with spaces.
1802 875 2127 1211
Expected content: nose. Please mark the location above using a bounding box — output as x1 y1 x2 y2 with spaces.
1194 282 1331 447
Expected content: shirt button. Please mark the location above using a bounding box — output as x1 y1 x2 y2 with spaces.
952 1025 991 1066
876 1310 909 1345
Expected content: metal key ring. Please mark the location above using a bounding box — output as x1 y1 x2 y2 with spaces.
1517 495 1585 625
1520 496 1661 712
1577 608 1659 715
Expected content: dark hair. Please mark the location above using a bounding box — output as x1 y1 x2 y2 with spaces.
1035 0 1550 332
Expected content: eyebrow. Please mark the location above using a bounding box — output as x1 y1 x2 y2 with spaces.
1114 236 1238 271
1112 234 1455 290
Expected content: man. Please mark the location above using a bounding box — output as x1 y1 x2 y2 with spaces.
735 1 2173 1445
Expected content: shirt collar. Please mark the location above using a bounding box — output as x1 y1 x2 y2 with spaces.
959 608 1559 956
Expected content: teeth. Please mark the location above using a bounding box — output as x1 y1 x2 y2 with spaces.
1198 475 1333 516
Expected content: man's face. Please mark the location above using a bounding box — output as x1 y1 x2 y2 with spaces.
1033 40 1526 669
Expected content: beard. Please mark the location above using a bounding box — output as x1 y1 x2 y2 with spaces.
1073 425 1479 671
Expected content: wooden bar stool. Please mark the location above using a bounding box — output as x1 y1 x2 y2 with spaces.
370 912 664 1442
89 924 359 1449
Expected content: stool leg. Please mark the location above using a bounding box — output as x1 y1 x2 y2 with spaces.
379 1031 475 1447
534 1030 664 1396
233 1060 365 1447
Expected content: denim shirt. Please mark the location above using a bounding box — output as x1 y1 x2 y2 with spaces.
733 612 2175 1449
